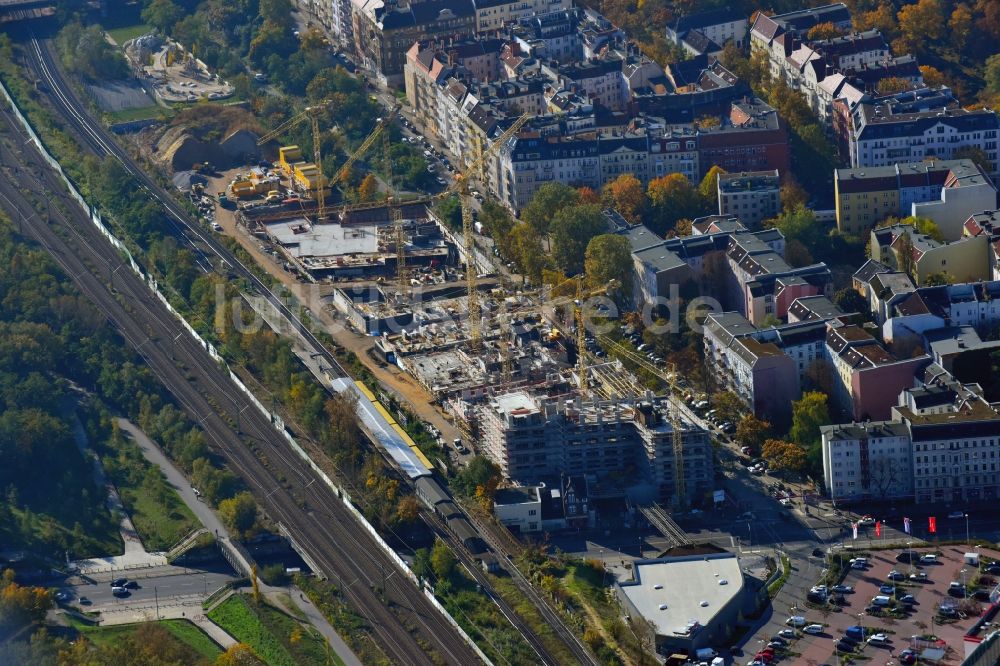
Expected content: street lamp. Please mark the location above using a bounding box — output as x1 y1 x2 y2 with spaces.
858 611 865 640
965 513 970 544
962 568 968 598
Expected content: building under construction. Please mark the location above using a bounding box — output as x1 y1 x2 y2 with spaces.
244 203 457 281
478 391 714 506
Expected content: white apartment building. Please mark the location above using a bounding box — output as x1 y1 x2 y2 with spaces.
821 396 1000 505
821 421 913 503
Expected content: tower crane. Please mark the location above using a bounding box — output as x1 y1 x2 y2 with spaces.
382 126 407 296
256 103 399 222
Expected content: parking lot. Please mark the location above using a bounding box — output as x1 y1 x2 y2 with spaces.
750 545 1000 665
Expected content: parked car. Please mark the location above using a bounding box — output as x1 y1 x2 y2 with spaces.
111 586 129 597
910 572 928 581
78 596 90 605
803 624 824 635
111 578 128 588
879 585 896 594
899 594 916 604
832 584 854 593
888 570 905 581
921 554 938 564
984 564 1000 575
899 648 917 664
777 628 797 639
867 633 890 645
786 616 806 627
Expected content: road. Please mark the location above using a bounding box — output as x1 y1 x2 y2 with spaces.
2 39 482 666
59 568 236 610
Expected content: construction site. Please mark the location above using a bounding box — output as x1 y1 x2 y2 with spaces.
212 99 710 509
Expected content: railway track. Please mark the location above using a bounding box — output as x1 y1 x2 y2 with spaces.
0 73 482 666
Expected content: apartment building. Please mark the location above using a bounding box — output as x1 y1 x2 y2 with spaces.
716 169 780 229
478 392 712 505
703 312 800 427
509 9 581 61
849 104 1000 178
834 160 996 237
697 99 791 178
883 280 1000 342
351 0 477 85
821 421 913 503
472 0 571 33
665 8 748 57
962 210 1000 280
725 233 833 325
825 323 931 421
870 223 990 285
750 3 853 80
823 365 1000 506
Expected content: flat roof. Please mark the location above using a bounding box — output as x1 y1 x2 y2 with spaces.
619 554 744 637
495 391 538 416
266 218 379 258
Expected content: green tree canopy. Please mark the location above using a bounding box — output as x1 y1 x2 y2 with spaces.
790 391 831 447
584 234 633 301
521 182 580 238
550 204 608 274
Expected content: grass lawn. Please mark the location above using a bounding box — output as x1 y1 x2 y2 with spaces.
98 427 198 552
73 619 221 659
208 594 328 666
161 619 224 658
104 23 153 46
107 105 171 124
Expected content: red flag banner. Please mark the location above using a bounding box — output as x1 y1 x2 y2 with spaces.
875 521 881 537
929 516 937 533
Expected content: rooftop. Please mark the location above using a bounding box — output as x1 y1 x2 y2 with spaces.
618 553 745 638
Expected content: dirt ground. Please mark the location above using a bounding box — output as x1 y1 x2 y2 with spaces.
207 171 465 457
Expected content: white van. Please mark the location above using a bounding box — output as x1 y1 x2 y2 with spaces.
871 595 891 607
920 554 938 564
786 615 807 627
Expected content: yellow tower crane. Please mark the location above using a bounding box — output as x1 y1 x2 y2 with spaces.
256 103 399 222
319 114 530 341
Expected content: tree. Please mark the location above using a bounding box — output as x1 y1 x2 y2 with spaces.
807 22 846 40
790 391 830 447
430 539 456 580
712 391 744 425
698 165 727 209
923 271 954 286
434 196 462 231
803 358 836 394
953 146 994 173
984 54 1000 97
894 231 915 276
550 204 608 274
833 287 869 317
868 455 899 499
584 234 633 301
736 415 771 453
919 65 948 88
142 0 183 34
761 439 808 472
602 174 647 224
948 3 974 49
577 186 601 204
521 182 580 238
452 456 500 497
894 0 945 55
855 1 897 33
771 205 824 253
785 239 814 268
395 495 420 524
508 223 549 283
780 177 808 213
876 77 914 96
218 492 258 537
647 173 702 235
216 643 266 666
357 173 379 202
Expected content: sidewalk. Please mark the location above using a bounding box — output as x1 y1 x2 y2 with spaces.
285 587 363 666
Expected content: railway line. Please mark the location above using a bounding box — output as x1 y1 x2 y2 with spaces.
0 70 482 666
14 31 598 666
